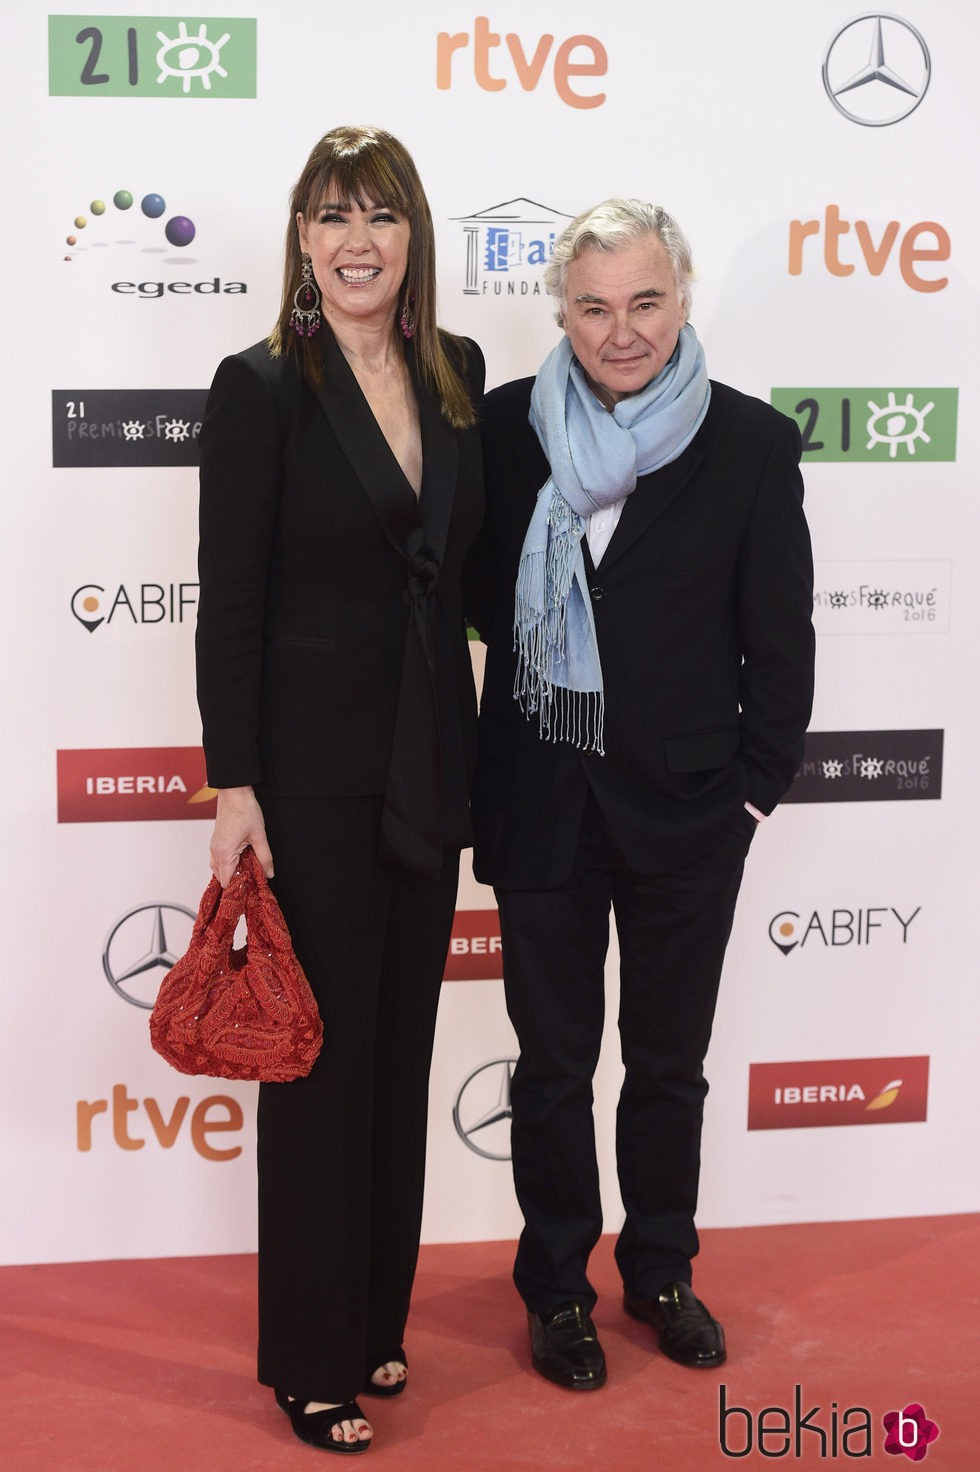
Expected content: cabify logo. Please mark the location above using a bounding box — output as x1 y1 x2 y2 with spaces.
767 907 920 955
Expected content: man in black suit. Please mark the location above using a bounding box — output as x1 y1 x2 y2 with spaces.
470 199 814 1389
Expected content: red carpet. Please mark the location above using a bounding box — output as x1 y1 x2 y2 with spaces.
2 1215 975 1470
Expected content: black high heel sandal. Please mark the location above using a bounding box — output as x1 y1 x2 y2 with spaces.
274 1388 373 1454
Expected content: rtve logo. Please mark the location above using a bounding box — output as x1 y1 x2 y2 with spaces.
437 18 607 109
76 1084 244 1160
789 206 950 292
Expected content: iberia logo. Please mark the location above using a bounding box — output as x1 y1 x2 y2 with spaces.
747 1057 929 1131
443 909 502 981
57 747 216 823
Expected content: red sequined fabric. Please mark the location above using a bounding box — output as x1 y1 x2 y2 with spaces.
149 847 323 1082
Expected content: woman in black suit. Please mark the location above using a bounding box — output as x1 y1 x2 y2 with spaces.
195 125 484 1454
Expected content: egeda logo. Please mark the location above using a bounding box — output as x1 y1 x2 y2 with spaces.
48 16 257 99
61 182 246 297
63 187 197 259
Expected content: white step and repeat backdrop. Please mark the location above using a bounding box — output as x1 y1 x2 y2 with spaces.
1 4 976 1264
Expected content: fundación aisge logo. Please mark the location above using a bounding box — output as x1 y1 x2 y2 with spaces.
452 198 572 297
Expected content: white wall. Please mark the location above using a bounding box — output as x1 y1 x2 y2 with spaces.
1 2 976 1264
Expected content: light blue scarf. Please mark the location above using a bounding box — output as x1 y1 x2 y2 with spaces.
515 323 710 753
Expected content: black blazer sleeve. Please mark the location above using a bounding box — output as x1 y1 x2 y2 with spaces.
196 347 286 788
735 412 815 813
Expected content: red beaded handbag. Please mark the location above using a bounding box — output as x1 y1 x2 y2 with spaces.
149 847 322 1082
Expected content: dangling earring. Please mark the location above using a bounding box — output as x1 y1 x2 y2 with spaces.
399 297 416 340
290 253 321 337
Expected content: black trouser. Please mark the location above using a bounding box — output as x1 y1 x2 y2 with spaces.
255 793 459 1403
496 793 753 1313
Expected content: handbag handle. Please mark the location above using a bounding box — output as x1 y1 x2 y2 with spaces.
194 848 270 959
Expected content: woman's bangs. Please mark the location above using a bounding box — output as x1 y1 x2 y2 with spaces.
309 153 411 217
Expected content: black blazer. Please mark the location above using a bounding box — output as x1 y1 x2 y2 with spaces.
196 327 485 801
470 377 815 888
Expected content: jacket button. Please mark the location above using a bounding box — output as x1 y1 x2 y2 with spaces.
590 586 606 601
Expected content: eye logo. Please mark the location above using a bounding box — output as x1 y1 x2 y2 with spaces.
64 188 196 258
155 22 230 94
882 1402 939 1459
865 393 934 458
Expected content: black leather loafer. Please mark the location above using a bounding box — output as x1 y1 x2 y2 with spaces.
624 1281 726 1368
528 1300 607 1390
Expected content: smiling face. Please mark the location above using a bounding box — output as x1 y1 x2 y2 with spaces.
561 236 688 410
297 193 410 334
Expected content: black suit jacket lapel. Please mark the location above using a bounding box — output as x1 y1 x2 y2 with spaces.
309 326 457 563
409 344 457 565
597 443 702 573
310 324 418 557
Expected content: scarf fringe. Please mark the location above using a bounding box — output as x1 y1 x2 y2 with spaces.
512 666 605 756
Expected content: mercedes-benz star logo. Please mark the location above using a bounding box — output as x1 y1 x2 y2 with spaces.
452 1058 516 1160
102 902 196 1008
823 14 931 127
